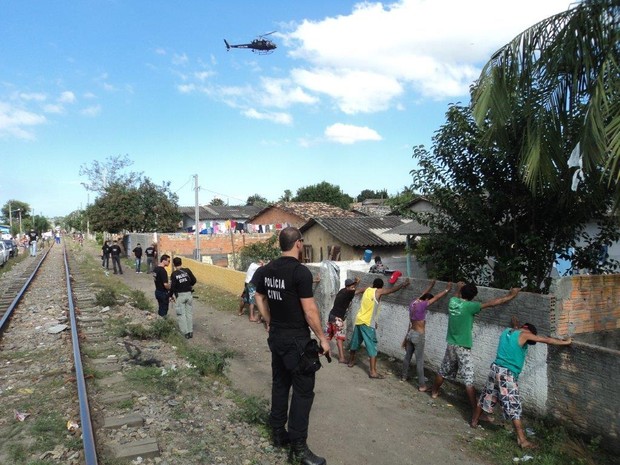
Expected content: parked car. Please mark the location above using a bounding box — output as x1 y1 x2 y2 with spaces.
0 241 8 267
3 239 17 258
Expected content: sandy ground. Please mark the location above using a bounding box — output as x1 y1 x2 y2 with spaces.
118 263 490 465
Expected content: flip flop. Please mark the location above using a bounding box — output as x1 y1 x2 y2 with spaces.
368 373 385 379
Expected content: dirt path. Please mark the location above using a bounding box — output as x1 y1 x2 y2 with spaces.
118 263 490 465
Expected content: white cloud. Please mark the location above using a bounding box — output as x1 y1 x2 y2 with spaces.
257 77 318 109
43 104 64 114
81 105 101 117
284 0 570 112
19 92 47 102
58 91 76 104
324 123 382 144
243 108 292 125
0 101 46 139
172 53 189 65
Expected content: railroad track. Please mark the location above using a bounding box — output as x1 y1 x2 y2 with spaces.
0 242 160 464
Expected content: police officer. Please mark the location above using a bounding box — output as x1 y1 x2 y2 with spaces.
170 257 197 338
252 227 329 465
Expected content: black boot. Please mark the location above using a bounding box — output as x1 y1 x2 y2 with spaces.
272 427 290 448
289 440 326 465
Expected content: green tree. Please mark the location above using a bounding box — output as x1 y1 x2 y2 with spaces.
386 186 416 214
86 178 179 233
246 194 269 207
79 154 143 194
63 209 87 233
279 189 292 202
472 0 620 199
293 181 354 210
356 189 388 202
209 197 225 206
239 233 280 270
405 104 618 293
1 200 30 235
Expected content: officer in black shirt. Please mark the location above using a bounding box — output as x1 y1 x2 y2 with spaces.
252 227 329 465
109 240 123 275
102 240 111 269
153 254 171 317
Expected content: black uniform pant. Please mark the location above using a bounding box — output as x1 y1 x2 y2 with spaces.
268 328 315 442
111 255 122 274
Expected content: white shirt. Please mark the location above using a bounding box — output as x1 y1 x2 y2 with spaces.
245 262 261 283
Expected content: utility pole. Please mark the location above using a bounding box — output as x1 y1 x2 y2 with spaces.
193 174 201 261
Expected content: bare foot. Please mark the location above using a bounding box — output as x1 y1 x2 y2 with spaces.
518 440 539 450
418 386 430 392
338 359 347 364
479 413 495 424
368 373 385 379
347 361 354 368
430 389 439 399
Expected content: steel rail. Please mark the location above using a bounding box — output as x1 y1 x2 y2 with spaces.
63 243 99 465
0 245 52 333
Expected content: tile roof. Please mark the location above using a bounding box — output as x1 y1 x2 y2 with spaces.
249 202 359 222
300 216 409 247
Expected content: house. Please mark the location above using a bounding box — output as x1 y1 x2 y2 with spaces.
299 216 410 263
247 202 359 233
179 205 262 234
350 198 392 217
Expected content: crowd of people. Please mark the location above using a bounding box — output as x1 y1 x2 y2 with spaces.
101 227 572 464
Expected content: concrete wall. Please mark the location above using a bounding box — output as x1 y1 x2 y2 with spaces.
169 256 620 452
547 341 620 453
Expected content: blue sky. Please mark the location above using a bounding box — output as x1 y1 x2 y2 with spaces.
1 0 572 218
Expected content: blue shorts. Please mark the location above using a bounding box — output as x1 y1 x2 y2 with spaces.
243 283 256 304
349 324 378 357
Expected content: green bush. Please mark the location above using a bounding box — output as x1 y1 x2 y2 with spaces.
231 395 269 426
185 346 233 376
129 289 153 311
95 287 118 307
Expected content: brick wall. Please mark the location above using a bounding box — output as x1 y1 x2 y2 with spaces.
158 232 274 267
180 257 245 296
547 341 620 453
553 275 620 335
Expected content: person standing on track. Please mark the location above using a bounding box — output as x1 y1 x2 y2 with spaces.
28 229 38 257
252 227 329 465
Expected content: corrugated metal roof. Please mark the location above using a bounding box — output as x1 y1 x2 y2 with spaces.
385 220 430 236
179 205 261 221
301 216 408 247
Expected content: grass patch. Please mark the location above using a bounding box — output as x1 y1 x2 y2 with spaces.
95 286 118 307
229 394 269 426
183 346 233 377
114 316 178 341
128 289 153 311
473 419 614 465
125 365 179 393
193 285 239 314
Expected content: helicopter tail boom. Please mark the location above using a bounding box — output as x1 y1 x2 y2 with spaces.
224 39 231 50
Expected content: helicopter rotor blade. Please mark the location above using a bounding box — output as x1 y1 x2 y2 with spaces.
261 31 277 37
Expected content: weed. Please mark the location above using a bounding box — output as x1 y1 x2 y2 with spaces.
7 442 27 463
95 287 118 307
184 346 233 376
129 289 153 311
31 412 66 451
125 366 178 393
230 394 269 426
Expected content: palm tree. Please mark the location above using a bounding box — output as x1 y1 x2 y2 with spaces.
472 0 619 198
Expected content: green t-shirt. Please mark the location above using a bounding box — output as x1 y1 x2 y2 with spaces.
446 297 481 348
494 328 528 378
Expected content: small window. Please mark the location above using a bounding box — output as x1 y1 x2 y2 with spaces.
303 244 313 263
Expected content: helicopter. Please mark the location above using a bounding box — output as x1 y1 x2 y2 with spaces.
224 31 277 54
